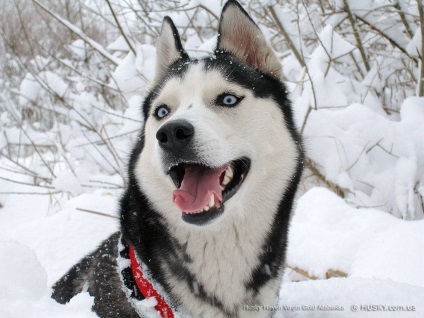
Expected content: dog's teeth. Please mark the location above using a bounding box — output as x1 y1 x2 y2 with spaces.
222 175 231 186
204 205 210 211
222 166 234 186
226 166 234 179
209 195 215 207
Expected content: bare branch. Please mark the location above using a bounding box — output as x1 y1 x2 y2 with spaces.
0 175 54 189
342 0 370 72
105 0 136 55
354 14 418 66
268 5 306 68
304 157 349 198
285 264 347 280
0 191 61 195
76 207 119 219
394 1 414 39
32 0 120 66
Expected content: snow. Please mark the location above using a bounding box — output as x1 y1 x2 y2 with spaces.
109 45 154 96
19 73 41 105
318 25 356 60
69 40 88 59
301 97 424 219
287 188 424 288
19 71 68 106
107 36 130 52
0 240 97 318
138 297 158 309
0 241 47 299
277 278 424 318
1 181 423 316
0 173 119 286
52 169 83 196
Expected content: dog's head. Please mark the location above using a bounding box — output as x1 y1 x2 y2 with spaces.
134 1 301 227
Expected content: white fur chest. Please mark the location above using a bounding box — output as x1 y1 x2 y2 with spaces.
164 199 282 318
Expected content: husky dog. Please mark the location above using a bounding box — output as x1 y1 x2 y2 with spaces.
52 1 303 317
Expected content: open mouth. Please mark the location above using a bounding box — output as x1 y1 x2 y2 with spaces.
168 157 251 225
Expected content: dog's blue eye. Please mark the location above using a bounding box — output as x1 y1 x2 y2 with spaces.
223 95 238 105
217 93 242 107
155 105 170 119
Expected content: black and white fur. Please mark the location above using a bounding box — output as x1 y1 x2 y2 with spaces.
52 1 303 317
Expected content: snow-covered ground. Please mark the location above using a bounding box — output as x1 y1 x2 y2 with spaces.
1 179 423 317
0 174 118 317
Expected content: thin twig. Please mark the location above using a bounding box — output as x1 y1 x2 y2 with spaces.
0 191 61 195
55 57 120 92
74 129 139 147
268 5 306 68
285 264 347 280
300 106 313 135
394 1 414 39
0 175 54 189
5 103 56 178
105 0 136 55
76 207 119 219
354 14 418 66
343 0 370 72
198 5 219 20
304 157 349 198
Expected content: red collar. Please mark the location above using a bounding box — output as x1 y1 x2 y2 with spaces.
129 246 174 318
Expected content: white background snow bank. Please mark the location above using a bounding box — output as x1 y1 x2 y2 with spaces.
0 174 119 285
287 187 424 288
0 241 97 318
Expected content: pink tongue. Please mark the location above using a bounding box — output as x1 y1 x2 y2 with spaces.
173 165 227 213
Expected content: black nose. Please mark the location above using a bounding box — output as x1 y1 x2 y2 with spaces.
156 120 194 154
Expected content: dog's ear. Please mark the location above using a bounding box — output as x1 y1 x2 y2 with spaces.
153 17 188 85
217 1 282 79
